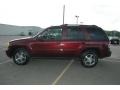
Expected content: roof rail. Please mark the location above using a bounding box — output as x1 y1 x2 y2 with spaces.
64 24 80 26
61 24 98 28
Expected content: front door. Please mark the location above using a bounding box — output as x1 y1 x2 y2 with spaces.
31 27 63 57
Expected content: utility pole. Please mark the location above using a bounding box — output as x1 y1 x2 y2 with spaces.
75 15 79 24
63 5 65 25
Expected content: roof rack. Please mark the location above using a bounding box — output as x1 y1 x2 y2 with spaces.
60 24 99 28
64 24 80 26
63 24 80 26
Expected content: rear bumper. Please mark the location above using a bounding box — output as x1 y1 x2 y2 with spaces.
106 50 112 57
100 49 112 58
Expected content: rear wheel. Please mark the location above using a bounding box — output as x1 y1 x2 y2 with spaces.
13 48 30 65
80 50 98 68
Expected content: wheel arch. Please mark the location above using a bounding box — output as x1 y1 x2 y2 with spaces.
9 45 31 57
80 47 100 58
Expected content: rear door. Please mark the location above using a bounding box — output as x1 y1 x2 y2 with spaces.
60 26 86 57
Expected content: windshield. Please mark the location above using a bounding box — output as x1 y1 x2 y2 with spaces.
32 29 45 38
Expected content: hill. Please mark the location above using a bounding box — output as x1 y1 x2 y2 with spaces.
0 24 43 36
0 24 120 37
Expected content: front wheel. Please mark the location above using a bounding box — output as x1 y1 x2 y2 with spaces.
13 48 30 65
80 50 98 68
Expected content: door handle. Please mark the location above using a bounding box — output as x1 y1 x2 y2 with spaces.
59 43 64 46
56 42 64 46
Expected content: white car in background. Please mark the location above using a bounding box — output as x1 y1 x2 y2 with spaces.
109 36 120 45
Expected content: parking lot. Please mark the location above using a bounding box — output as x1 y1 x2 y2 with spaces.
0 36 120 85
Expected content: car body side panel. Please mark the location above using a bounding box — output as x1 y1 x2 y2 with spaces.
83 41 111 58
29 40 62 57
59 41 85 56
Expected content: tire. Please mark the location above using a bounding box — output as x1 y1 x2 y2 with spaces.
13 48 30 65
80 50 98 68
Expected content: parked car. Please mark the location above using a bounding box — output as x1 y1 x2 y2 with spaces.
109 37 120 45
6 24 111 67
111 39 120 45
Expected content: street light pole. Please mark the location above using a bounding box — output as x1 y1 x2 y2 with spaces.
80 22 84 25
63 5 65 25
75 15 79 24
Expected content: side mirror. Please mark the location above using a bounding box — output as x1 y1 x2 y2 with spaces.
36 35 47 41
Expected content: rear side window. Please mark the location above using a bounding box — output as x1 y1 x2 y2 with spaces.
65 27 85 40
86 27 109 41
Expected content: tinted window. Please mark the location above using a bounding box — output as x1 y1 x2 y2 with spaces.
86 27 109 41
65 27 85 40
39 28 62 40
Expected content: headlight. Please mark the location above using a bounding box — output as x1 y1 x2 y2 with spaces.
6 42 10 47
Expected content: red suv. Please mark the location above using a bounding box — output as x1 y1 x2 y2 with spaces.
6 24 111 67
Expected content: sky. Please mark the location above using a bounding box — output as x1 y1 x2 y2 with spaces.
0 0 120 31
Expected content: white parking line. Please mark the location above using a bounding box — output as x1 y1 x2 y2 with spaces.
106 57 120 60
102 59 120 63
0 60 11 65
52 59 74 85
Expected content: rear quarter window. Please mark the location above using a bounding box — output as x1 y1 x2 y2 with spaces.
86 27 109 41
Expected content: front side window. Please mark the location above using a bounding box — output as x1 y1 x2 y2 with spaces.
38 27 62 40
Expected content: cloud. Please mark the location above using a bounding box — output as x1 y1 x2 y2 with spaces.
0 0 120 31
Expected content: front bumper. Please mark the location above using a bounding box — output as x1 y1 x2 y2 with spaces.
6 50 11 58
6 46 13 58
